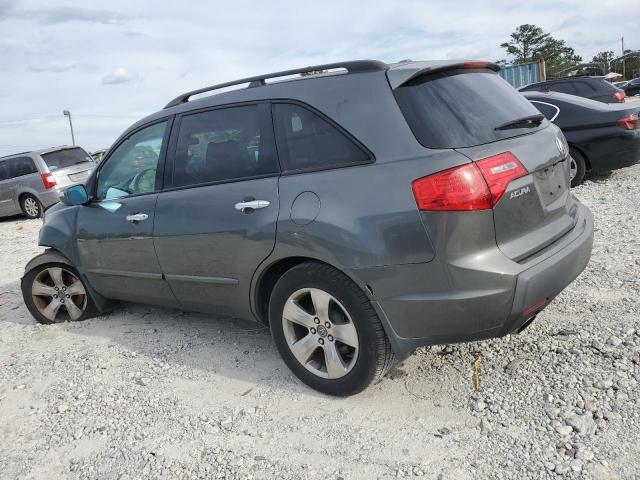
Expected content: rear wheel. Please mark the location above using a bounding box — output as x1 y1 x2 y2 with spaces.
21 194 42 219
22 263 97 324
569 148 586 187
269 262 395 396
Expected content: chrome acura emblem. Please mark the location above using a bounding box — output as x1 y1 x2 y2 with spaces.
556 137 567 156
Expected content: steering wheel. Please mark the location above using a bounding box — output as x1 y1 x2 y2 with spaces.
131 168 156 193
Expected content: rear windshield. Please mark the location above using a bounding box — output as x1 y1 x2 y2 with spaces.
41 147 92 171
394 69 545 149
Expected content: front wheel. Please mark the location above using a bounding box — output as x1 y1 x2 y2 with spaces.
569 148 587 187
21 263 97 324
269 262 395 396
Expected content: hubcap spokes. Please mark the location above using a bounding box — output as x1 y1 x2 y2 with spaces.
25 198 38 217
569 158 577 181
32 267 87 322
282 288 358 379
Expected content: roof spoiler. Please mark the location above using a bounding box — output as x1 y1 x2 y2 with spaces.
387 60 500 89
164 60 387 109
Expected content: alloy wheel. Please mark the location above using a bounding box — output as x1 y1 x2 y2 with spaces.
282 288 359 379
31 267 87 322
24 197 40 217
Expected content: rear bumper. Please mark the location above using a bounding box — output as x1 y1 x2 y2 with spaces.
351 201 594 358
38 188 61 209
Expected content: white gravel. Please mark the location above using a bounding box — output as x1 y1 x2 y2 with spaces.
1 165 639 480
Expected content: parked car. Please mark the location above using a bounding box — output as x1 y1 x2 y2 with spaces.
21 60 593 396
621 77 640 97
0 146 95 219
519 76 626 103
613 81 629 89
523 91 640 186
91 148 109 162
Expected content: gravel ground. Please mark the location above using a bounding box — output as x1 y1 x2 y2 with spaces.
1 165 639 480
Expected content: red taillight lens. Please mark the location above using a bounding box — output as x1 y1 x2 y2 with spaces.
412 152 528 211
41 173 57 189
614 91 626 102
475 152 529 205
617 113 639 130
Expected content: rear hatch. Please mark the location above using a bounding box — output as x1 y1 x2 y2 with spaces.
40 147 95 187
393 63 576 261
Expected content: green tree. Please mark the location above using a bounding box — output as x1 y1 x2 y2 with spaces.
500 24 582 78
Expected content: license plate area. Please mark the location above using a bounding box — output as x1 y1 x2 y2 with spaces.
533 161 567 207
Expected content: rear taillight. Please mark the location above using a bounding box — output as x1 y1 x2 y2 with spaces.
412 152 528 211
614 91 626 102
41 173 57 189
463 60 491 69
617 112 639 130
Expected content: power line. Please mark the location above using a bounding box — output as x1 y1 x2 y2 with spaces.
0 114 141 125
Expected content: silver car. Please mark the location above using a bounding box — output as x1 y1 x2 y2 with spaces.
0 146 95 219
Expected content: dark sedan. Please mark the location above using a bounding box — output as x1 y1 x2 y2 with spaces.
523 91 640 186
520 77 626 103
622 78 640 97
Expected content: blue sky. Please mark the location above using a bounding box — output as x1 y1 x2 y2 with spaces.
0 0 638 156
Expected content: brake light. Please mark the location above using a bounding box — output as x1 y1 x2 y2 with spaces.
617 112 639 130
412 152 528 211
614 91 626 102
463 61 491 69
41 173 57 189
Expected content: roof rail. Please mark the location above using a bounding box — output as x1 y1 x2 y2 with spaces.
164 60 387 109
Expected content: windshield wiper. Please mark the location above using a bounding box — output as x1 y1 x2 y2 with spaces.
494 114 545 131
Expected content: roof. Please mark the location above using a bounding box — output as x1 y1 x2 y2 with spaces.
0 145 79 160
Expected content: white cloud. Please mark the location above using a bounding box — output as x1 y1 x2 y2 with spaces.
0 0 638 155
102 67 141 85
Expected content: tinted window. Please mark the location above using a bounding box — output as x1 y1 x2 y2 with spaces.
574 81 595 96
394 69 544 149
8 156 38 178
96 121 168 201
0 161 9 181
41 147 92 170
274 103 370 172
548 82 576 95
173 105 278 187
530 101 559 121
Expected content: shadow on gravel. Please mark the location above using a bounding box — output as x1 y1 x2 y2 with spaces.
0 278 327 397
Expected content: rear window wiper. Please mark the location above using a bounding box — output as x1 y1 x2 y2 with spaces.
494 114 545 131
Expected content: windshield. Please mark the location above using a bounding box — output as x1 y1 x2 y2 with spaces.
41 147 92 171
394 69 546 149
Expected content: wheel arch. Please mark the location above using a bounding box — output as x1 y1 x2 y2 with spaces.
22 248 114 313
568 144 591 171
252 256 375 326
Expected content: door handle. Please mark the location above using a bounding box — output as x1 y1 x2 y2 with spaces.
234 200 270 213
126 213 149 223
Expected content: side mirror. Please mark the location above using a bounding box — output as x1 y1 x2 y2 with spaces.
59 184 89 206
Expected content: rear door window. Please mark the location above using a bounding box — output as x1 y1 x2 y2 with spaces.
574 81 595 96
8 156 38 178
172 104 278 187
530 101 560 122
273 103 371 172
0 161 9 181
394 69 545 149
548 82 576 95
41 147 93 171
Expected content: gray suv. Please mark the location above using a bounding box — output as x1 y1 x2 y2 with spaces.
0 147 94 219
21 60 594 395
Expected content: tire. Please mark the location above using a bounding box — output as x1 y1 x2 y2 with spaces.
21 262 97 324
269 262 395 396
569 148 587 187
20 194 43 219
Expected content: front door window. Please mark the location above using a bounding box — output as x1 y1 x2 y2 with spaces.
96 121 168 201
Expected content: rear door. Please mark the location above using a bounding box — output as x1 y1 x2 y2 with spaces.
393 67 575 261
7 156 42 197
153 103 280 317
76 120 176 306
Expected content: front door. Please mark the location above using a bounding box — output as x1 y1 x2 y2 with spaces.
76 120 176 306
154 104 280 317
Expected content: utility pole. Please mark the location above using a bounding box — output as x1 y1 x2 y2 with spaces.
622 37 626 80
63 110 76 146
